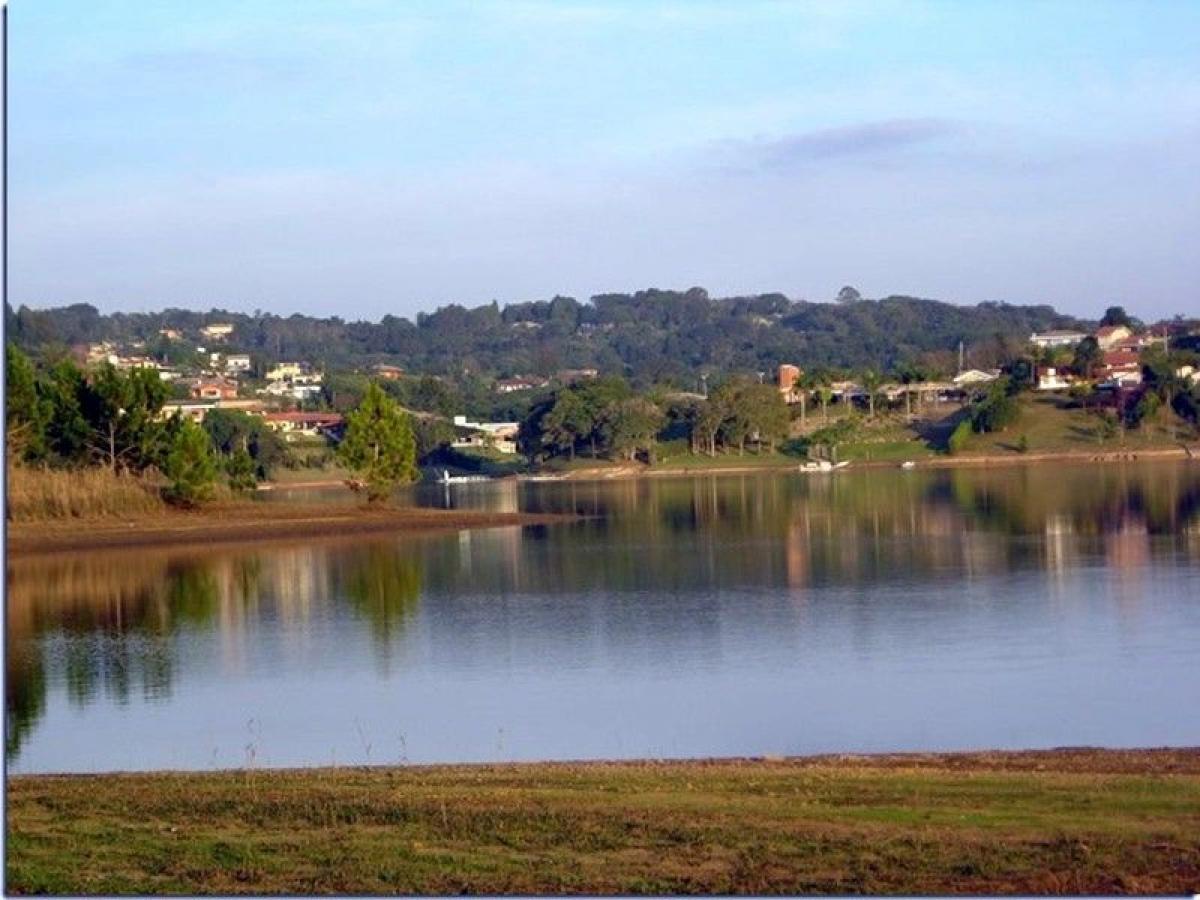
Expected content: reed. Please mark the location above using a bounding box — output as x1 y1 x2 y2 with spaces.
5 464 166 521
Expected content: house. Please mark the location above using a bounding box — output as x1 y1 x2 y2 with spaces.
1035 367 1073 391
952 369 998 387
1176 365 1200 386
372 364 404 380
200 323 235 341
1098 349 1143 387
262 412 345 441
1095 325 1133 350
1030 329 1088 349
158 328 183 341
777 364 802 403
160 398 263 423
265 361 307 381
224 354 252 374
495 376 549 394
451 415 520 454
556 368 598 383
190 378 239 401
258 380 324 402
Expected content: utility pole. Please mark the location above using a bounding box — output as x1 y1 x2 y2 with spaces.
958 340 965 374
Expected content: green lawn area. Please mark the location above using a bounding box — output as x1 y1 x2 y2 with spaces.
953 394 1194 455
7 749 1198 895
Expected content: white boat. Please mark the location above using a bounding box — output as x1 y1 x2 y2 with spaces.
440 469 492 485
799 460 849 473
900 461 916 470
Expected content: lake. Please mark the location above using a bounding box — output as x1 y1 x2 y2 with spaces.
7 462 1199 773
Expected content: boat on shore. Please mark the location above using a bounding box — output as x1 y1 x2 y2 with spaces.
798 460 849 473
439 470 493 485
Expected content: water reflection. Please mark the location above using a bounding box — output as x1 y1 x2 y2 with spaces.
7 462 1200 772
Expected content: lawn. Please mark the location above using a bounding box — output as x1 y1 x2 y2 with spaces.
7 749 1198 895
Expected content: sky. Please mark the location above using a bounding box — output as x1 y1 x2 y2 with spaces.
8 0 1200 321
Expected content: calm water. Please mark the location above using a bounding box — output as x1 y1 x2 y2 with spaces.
7 463 1200 773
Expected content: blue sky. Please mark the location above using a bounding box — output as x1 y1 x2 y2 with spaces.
9 0 1200 319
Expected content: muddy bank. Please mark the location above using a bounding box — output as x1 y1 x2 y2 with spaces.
6 503 574 557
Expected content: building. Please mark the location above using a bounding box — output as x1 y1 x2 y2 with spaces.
1035 367 1073 391
952 369 998 387
265 361 307 381
158 328 183 341
1030 329 1088 349
200 323 235 341
160 398 263 423
190 378 239 401
1098 349 1142 387
224 354 252 374
451 415 520 454
372 364 404 380
262 412 345 441
1095 325 1133 350
495 376 549 394
556 368 598 384
777 364 802 403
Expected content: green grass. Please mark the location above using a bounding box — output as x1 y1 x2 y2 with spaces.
952 394 1195 456
7 749 1199 895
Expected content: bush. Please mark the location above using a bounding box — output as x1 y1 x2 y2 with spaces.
947 419 972 455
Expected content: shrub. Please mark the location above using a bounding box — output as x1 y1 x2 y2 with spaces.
947 419 972 455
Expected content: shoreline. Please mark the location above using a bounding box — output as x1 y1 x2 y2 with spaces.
5 503 574 557
543 444 1196 480
8 747 1198 894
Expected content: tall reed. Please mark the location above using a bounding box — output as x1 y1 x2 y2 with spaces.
5 464 166 521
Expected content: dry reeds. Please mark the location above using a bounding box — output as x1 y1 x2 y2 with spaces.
5 464 166 521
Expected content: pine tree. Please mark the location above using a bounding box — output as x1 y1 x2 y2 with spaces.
164 417 219 507
225 446 258 493
337 383 418 503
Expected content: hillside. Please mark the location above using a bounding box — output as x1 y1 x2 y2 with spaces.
5 289 1087 385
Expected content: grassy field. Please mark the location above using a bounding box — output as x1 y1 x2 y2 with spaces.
6 749 1199 895
5 464 167 521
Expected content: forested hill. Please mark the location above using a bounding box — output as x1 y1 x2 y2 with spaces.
5 288 1090 382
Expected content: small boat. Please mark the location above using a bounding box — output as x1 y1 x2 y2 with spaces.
440 469 492 485
899 461 916 470
799 460 849 473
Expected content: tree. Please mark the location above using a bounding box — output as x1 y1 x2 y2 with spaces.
5 344 49 463
742 383 790 452
1072 336 1102 380
541 389 589 460
81 364 170 472
164 418 219 506
224 447 258 493
1100 306 1133 328
836 286 863 304
203 408 287 478
337 383 418 503
598 397 664 462
860 370 883 419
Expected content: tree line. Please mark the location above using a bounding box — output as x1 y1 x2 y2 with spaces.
5 288 1102 387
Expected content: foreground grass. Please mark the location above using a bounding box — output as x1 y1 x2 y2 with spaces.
5 464 166 521
7 749 1199 895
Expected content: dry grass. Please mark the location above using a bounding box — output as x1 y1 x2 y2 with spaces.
5 464 166 522
6 749 1199 895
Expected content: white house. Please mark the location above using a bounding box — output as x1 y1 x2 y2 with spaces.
200 323 235 341
452 415 520 454
952 369 998 387
1030 330 1088 349
224 354 252 373
1036 367 1073 391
